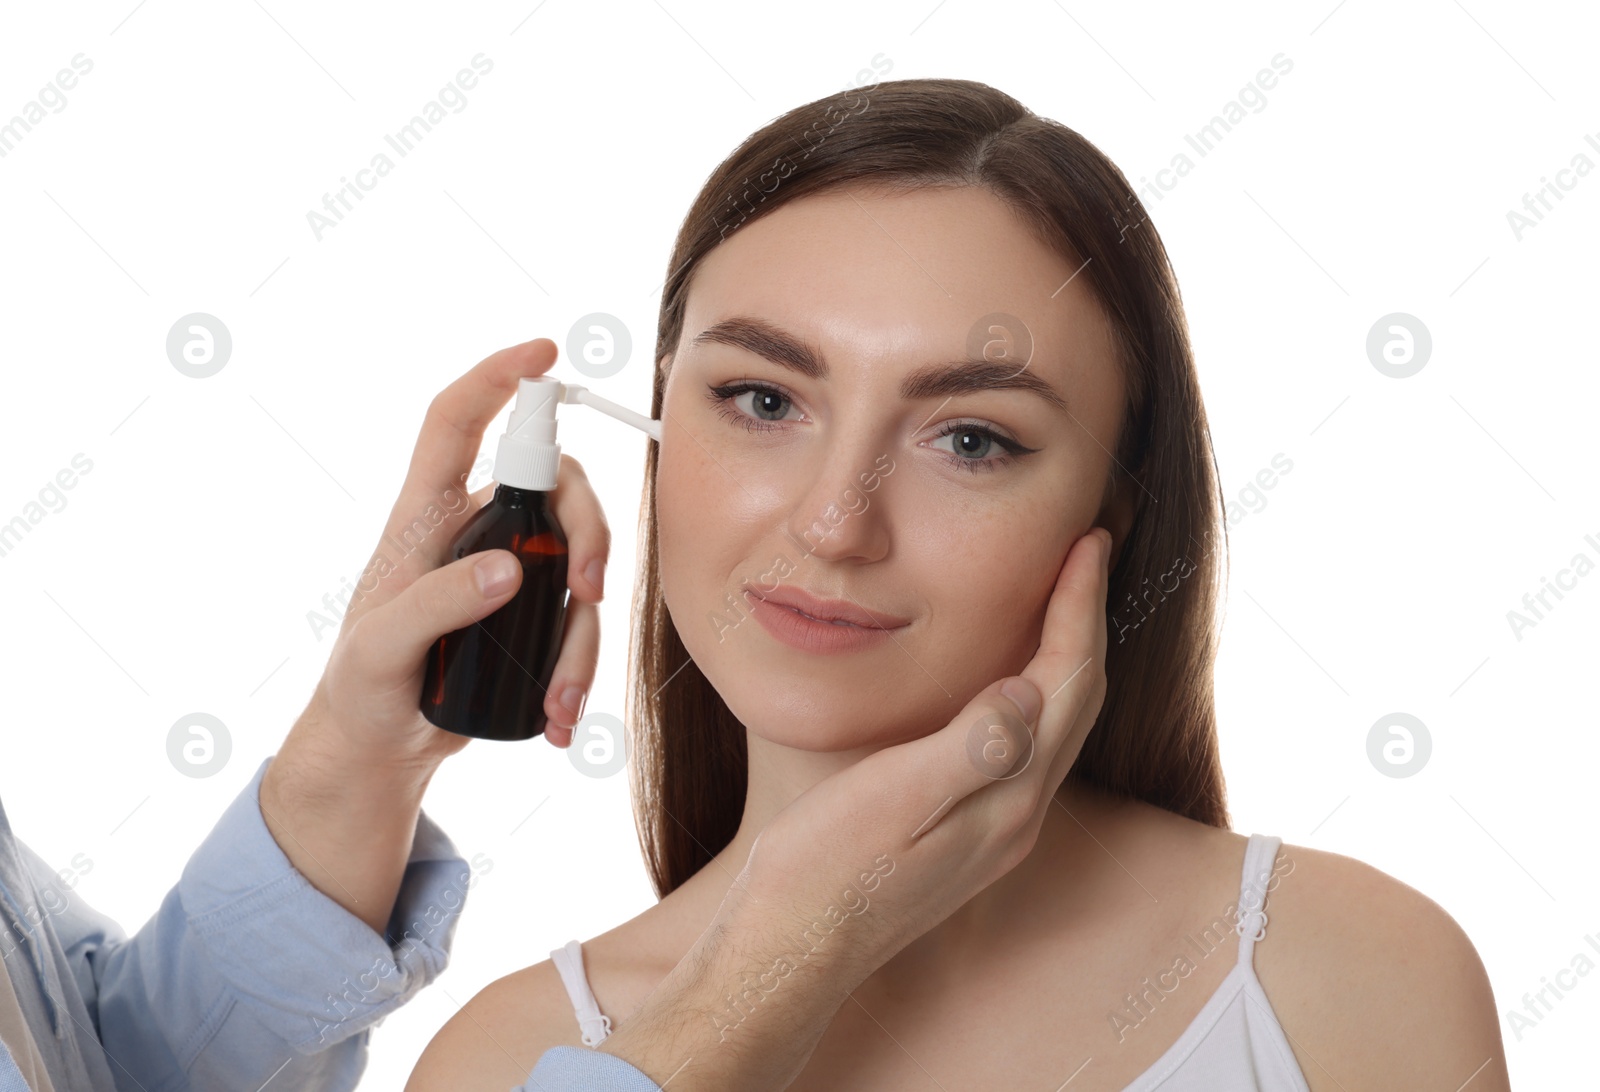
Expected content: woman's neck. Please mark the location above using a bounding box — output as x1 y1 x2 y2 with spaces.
679 731 1138 969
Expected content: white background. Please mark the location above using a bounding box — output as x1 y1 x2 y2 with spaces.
2 1 1596 1088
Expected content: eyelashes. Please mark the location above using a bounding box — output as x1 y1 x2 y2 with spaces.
704 379 1038 473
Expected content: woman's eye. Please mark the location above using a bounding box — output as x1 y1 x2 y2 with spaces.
704 381 1037 474
706 381 799 431
929 422 1028 473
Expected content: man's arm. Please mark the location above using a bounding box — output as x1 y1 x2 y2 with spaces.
258 704 437 937
48 754 472 1091
587 912 849 1092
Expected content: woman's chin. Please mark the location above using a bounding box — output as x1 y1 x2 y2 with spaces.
721 691 930 754
743 723 913 755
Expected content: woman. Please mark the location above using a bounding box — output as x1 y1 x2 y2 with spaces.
410 78 1508 1090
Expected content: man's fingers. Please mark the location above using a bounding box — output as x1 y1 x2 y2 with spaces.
399 339 557 541
1023 531 1110 815
542 598 599 732
347 550 522 692
347 339 558 627
1018 528 1110 765
548 455 611 604
885 530 1110 849
888 675 1048 843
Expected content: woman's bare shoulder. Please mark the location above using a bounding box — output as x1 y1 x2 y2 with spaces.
404 915 677 1092
1119 815 1509 1089
403 954 582 1092
1254 839 1510 1091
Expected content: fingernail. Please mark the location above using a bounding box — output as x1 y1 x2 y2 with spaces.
477 553 519 596
1098 528 1112 571
584 558 605 596
560 685 586 722
1001 677 1042 725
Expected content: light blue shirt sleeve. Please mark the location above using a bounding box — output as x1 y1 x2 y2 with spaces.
519 1046 663 1091
0 1044 28 1092
44 754 472 1091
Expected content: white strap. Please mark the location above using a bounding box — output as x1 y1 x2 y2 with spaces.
1234 833 1281 968
550 940 613 1046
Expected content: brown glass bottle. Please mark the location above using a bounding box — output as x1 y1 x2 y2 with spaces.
421 483 570 740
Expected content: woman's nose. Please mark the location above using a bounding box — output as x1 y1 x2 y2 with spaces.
781 444 893 563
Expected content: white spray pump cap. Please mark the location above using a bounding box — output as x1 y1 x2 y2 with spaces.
493 376 663 491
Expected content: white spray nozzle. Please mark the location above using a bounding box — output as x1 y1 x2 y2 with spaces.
558 382 664 443
491 376 662 491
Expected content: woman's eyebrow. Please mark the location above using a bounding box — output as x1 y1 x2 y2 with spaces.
691 315 1072 415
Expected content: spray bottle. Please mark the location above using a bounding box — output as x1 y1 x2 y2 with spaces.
421 376 662 741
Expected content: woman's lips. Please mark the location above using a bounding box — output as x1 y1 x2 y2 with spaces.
742 582 911 628
791 608 858 626
748 594 904 654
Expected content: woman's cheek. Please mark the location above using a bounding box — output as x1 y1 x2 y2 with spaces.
655 461 697 626
657 453 738 643
947 559 1057 667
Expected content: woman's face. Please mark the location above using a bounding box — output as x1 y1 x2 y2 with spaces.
656 183 1126 753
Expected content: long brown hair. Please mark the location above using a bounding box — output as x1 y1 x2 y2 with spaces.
626 77 1230 899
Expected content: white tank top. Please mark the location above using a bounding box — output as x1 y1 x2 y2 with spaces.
551 832 1311 1090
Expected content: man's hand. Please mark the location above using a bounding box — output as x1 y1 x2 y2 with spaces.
261 337 613 935
599 527 1112 1088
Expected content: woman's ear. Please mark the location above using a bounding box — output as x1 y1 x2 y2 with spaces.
1097 487 1137 572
